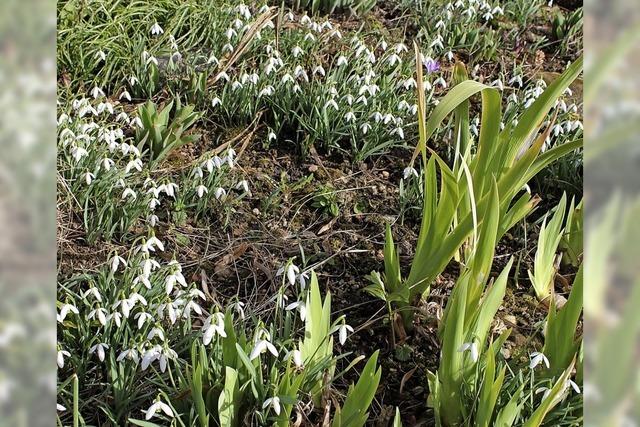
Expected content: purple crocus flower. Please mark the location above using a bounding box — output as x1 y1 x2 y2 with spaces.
423 57 440 74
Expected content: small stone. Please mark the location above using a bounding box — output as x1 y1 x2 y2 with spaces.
308 165 318 173
252 208 261 216
381 171 389 179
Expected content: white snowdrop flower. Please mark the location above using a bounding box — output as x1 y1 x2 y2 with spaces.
483 11 493 21
336 55 348 67
57 349 70 368
335 323 354 345
383 113 394 125
313 65 326 77
430 37 444 50
267 131 277 142
57 303 79 323
509 75 523 87
458 341 479 362
234 301 246 320
217 71 230 82
82 287 102 302
250 339 278 360
464 6 476 17
95 50 106 62
285 301 307 322
529 352 550 369
300 14 311 25
259 4 269 13
492 79 504 91
117 348 139 364
147 327 165 342
567 379 581 394
492 6 504 15
344 94 354 106
165 271 187 294
392 127 405 139
133 274 152 289
535 386 552 401
150 22 164 35
387 54 402 66
434 77 447 89
299 271 310 290
292 45 303 57
57 404 66 412
84 171 95 185
203 313 227 344
87 307 108 326
435 19 446 30
101 157 115 171
262 396 281 415
108 312 122 327
394 43 408 54
146 236 165 252
344 111 356 123
214 187 227 200
403 78 417 90
222 43 234 53
91 86 105 99
121 188 137 201
259 85 274 97
225 27 237 40
89 343 109 362
134 312 153 330
304 32 315 42
524 98 535 109
143 399 173 420
403 166 419 180
232 81 243 91
286 264 300 286
324 99 339 111
207 54 219 66
360 123 371 135
236 180 249 193
446 50 454 61
125 158 143 173
196 185 208 199
149 198 160 210
281 73 295 85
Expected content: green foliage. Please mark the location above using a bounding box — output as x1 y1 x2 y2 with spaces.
332 351 381 427
528 194 567 301
136 99 201 163
290 0 376 15
560 198 583 267
542 265 583 379
312 185 340 217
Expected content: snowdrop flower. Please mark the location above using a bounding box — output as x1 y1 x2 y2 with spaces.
146 236 165 252
392 127 405 139
313 65 326 77
286 349 304 368
286 264 300 286
84 171 95 185
458 341 479 362
529 352 550 369
150 22 164 35
101 157 115 171
203 313 227 344
117 348 139 364
225 27 237 39
70 146 88 162
535 386 552 401
509 75 523 87
121 188 137 201
304 32 315 42
95 50 106 62
403 166 419 180
344 111 356 123
337 55 348 67
492 79 504 91
262 396 281 415
119 90 131 102
214 187 227 200
567 379 581 394
324 99 339 111
259 86 274 97
196 185 208 199
236 180 250 193
267 131 277 143
360 123 371 135
57 349 71 368
135 312 153 329
233 301 246 320
125 158 143 173
394 43 408 54
334 322 354 345
57 404 66 412
430 37 444 51
57 303 79 323
446 50 454 61
82 287 102 302
387 54 402 66
88 308 108 326
217 71 230 82
285 301 307 322
91 86 105 99
292 45 303 57
207 55 219 66
492 6 504 15
403 78 417 90
147 327 165 342
298 270 310 290
435 19 446 30
250 339 278 360
89 343 109 362
211 97 222 108
165 268 187 294
143 398 173 420
223 43 234 53
434 77 447 89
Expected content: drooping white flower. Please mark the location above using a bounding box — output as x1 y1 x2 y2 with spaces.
196 185 208 199
57 404 66 412
88 308 108 326
147 327 165 342
57 303 79 323
336 323 354 345
529 352 550 369
250 339 278 360
458 341 479 362
84 171 95 185
203 313 227 344
262 396 281 415
236 180 249 193
336 55 348 67
89 343 109 362
214 187 227 200
285 301 307 322
135 312 153 329
117 348 139 364
150 22 164 36
57 349 71 368
567 379 581 394
95 50 106 62
292 45 303 57
403 167 419 180
146 236 165 252
360 123 371 135
143 399 173 420
286 264 299 286
211 97 222 108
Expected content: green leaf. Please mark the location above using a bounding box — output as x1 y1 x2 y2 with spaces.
218 367 240 427
332 351 381 427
